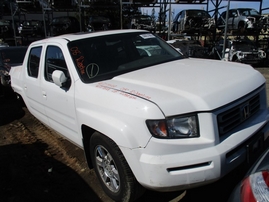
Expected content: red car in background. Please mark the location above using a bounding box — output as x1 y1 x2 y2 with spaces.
0 46 28 97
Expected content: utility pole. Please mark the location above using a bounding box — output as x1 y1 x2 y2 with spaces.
222 0 230 60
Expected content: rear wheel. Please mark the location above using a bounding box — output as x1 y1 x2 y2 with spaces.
90 132 145 202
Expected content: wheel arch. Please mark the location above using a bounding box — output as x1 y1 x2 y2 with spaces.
80 114 152 169
89 131 146 201
81 124 135 175
80 124 147 195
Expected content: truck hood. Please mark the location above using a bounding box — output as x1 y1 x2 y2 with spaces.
100 58 265 116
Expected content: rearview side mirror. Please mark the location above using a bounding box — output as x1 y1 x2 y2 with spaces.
52 70 67 87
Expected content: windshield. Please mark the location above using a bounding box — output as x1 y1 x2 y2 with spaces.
233 41 257 51
68 32 183 83
186 10 211 18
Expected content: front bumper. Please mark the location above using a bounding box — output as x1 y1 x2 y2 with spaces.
121 116 269 192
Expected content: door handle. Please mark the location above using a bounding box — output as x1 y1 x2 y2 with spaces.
42 91 47 98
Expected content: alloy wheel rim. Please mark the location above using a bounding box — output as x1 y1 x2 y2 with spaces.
95 145 120 193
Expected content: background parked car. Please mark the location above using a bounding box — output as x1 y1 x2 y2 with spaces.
217 8 263 33
19 20 46 37
167 38 210 58
50 16 80 36
0 46 27 97
172 9 215 34
130 14 155 31
212 37 266 66
86 16 112 32
227 146 269 202
0 19 13 40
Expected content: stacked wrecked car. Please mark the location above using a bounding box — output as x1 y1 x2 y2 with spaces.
170 7 268 66
172 9 215 34
214 37 266 65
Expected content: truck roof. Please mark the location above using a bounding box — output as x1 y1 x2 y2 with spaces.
31 29 148 44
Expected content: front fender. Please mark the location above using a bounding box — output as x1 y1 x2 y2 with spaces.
77 102 163 150
75 83 165 149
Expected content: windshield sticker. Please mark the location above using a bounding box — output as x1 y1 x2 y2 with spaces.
75 56 86 75
70 47 81 56
140 33 155 39
70 47 86 75
86 63 99 79
96 82 151 100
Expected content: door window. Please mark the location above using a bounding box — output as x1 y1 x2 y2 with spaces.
27 46 42 78
44 46 70 87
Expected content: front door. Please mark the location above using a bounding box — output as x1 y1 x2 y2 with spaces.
40 44 79 145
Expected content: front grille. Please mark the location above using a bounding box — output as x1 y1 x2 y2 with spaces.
217 93 260 137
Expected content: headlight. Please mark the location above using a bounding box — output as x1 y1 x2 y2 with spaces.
237 51 244 59
146 114 199 139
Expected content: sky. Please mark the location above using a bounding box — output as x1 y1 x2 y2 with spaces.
141 0 269 19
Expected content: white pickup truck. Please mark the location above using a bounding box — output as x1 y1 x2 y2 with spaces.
10 29 269 202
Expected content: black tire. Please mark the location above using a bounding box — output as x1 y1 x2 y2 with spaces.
90 132 145 202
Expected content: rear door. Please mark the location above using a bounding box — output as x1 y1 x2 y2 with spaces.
24 45 48 125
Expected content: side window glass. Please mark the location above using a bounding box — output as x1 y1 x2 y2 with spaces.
242 11 248 16
27 46 42 78
231 11 237 17
45 46 69 83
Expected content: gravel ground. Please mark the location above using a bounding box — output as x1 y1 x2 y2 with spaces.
0 95 106 202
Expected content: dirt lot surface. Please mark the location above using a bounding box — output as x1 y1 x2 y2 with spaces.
1 67 269 202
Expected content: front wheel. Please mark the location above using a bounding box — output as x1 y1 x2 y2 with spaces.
90 132 145 202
